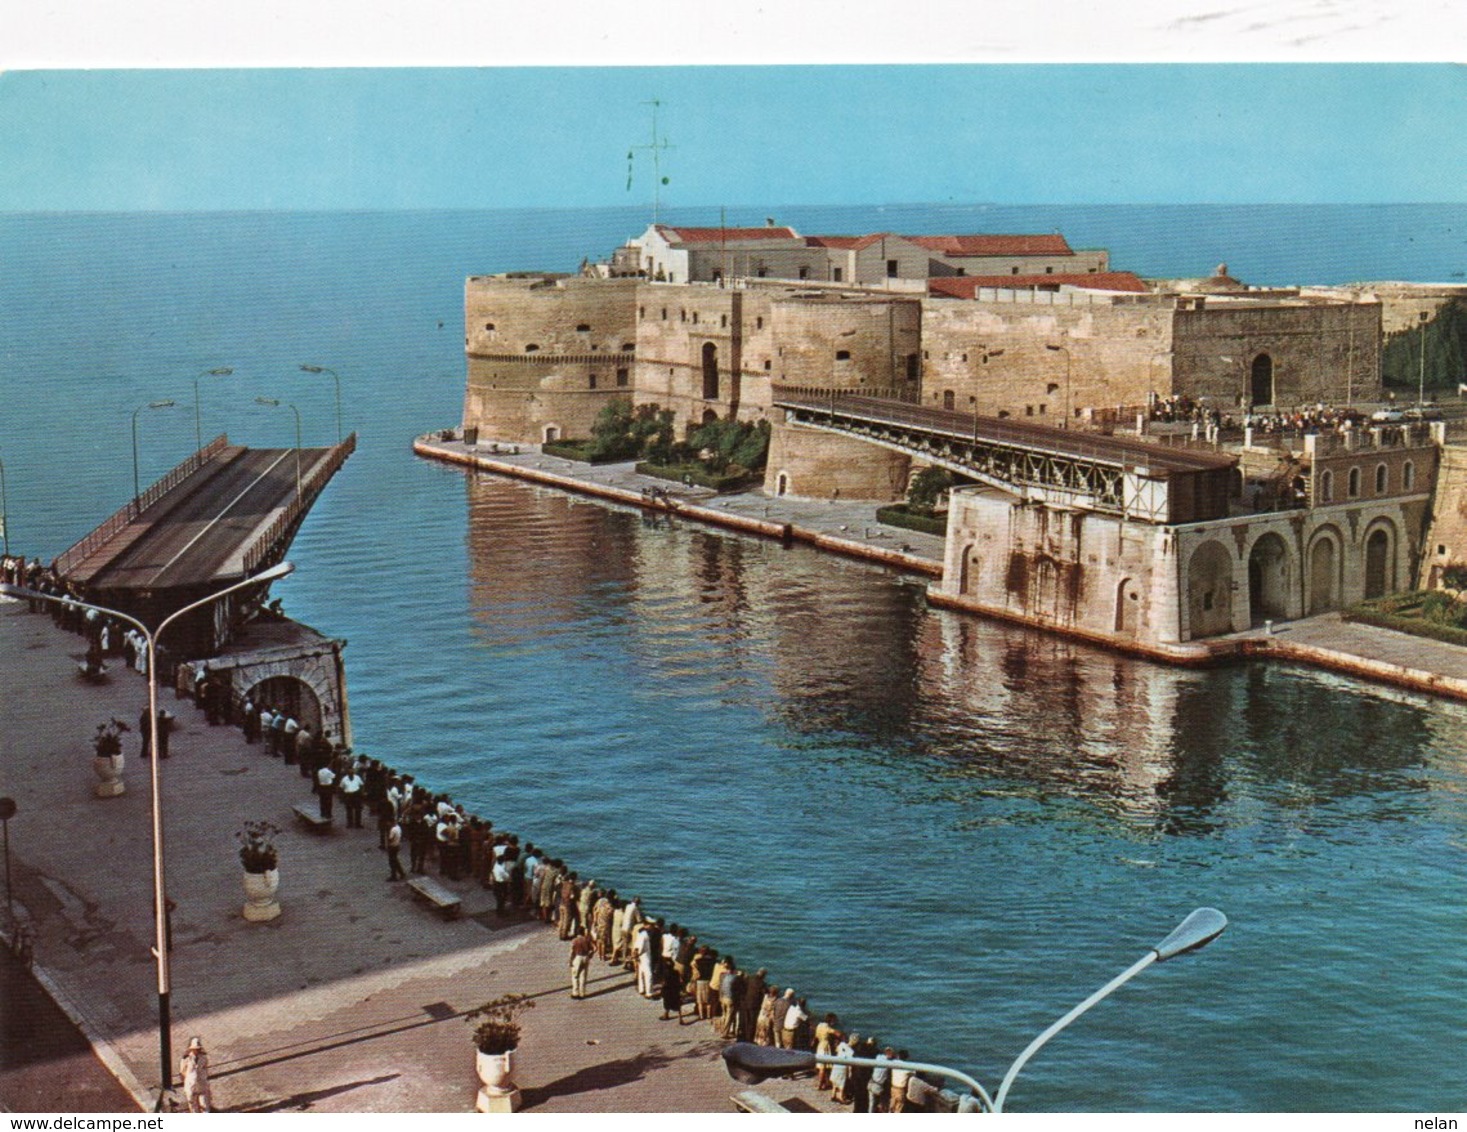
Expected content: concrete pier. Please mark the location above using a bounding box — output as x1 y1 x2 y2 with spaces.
0 600 834 1112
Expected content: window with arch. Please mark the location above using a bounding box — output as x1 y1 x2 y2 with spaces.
1404 461 1416 490
1375 464 1388 494
524 343 539 353
1320 469 1333 502
1348 467 1361 498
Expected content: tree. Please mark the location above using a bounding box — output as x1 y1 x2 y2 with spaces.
907 466 954 512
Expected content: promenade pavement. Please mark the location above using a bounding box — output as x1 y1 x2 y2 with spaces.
0 600 834 1113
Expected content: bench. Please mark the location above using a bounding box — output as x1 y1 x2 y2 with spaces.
731 1091 788 1113
406 875 462 920
291 803 333 832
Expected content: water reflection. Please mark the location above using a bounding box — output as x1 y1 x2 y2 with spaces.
463 473 1444 842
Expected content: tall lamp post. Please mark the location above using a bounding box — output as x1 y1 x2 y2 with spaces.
1 561 295 1105
192 367 234 452
722 907 1227 1114
255 397 302 502
1418 310 1430 407
0 450 10 557
131 400 177 518
299 364 342 444
1045 343 1072 427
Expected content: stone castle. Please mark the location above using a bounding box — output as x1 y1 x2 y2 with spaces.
458 220 1467 655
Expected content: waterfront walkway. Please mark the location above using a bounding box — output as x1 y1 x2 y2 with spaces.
0 601 832 1113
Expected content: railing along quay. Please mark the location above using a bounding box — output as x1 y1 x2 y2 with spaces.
241 433 356 575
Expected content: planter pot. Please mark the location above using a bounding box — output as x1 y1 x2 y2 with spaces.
241 867 281 921
475 1048 522 1112
92 753 125 798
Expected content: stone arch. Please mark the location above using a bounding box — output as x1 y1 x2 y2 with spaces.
1250 353 1274 407
1247 531 1291 623
246 675 323 735
702 341 719 400
1186 539 1234 639
1363 520 1397 599
701 408 719 425
958 543 976 594
1319 469 1333 503
1375 463 1389 495
1114 576 1141 635
1306 526 1344 614
775 472 789 497
943 389 956 411
543 424 560 443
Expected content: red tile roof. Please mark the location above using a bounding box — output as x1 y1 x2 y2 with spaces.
907 234 1074 257
929 273 1148 298
657 225 799 244
806 233 891 250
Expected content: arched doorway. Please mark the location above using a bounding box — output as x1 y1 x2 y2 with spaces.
1187 539 1234 638
1250 353 1274 407
943 389 956 411
959 543 975 594
702 342 719 400
1364 527 1394 599
247 675 323 735
1308 534 1339 614
543 425 560 443
1114 577 1140 635
775 473 789 497
1248 532 1290 623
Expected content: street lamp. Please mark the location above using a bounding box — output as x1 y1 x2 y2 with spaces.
0 450 9 557
1418 310 1430 407
299 364 342 444
1045 343 1072 427
993 906 1228 1112
255 397 302 502
192 367 234 452
0 561 295 1106
131 400 177 518
720 907 1227 1114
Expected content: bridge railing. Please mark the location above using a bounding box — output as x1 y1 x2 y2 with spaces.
241 432 357 575
53 434 230 576
770 383 921 406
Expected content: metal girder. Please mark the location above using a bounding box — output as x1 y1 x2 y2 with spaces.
785 402 1172 522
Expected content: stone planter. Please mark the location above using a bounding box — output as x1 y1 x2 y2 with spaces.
241 867 281 921
474 1048 522 1112
92 753 125 798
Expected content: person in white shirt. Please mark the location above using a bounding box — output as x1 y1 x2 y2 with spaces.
315 761 336 820
781 994 808 1050
339 767 364 828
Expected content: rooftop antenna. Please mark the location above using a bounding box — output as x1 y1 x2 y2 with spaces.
630 98 674 223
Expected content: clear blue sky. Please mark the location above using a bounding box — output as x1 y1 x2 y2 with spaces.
1 65 1463 210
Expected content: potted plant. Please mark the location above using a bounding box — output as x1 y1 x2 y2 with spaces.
91 717 130 798
467 993 534 1110
237 819 282 921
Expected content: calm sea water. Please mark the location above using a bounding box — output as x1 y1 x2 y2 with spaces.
3 207 1467 1111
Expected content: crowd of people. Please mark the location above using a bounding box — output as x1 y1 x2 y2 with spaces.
1147 395 1384 439
4 553 955 1112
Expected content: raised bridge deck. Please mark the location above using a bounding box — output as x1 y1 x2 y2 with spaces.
52 432 354 652
772 389 1237 524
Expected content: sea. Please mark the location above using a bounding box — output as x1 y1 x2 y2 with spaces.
2 204 1466 1111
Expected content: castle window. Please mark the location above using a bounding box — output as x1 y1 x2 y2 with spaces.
1375 464 1388 494
681 309 687 321
1320 470 1333 502
1026 405 1034 416
799 266 810 280
589 374 598 390
1038 404 1046 414
1405 461 1416 489
832 268 843 282
662 308 668 320
524 344 539 353
998 410 1011 419
1012 266 1020 275
1348 467 1361 498
692 311 699 324
764 360 771 370
622 343 634 352
1047 383 1060 394
757 267 768 278
721 314 728 328
639 306 645 319
756 317 764 329
961 353 968 362
835 350 851 361
886 260 898 278
956 268 966 277
616 367 629 387
1045 266 1054 275
484 322 495 331
576 323 590 332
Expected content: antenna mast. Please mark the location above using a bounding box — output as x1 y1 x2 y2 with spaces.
633 98 674 223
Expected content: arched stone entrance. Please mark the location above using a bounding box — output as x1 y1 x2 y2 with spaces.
1307 532 1340 614
1364 525 1395 599
959 543 975 594
1250 353 1274 407
247 675 323 735
1186 539 1234 638
702 342 719 400
1248 532 1290 623
1114 576 1140 635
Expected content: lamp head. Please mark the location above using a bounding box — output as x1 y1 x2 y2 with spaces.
209 367 233 377
1153 907 1227 961
721 1042 817 1084
300 364 323 373
151 399 176 409
255 396 280 407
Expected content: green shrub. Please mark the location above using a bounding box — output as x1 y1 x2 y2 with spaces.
907 466 954 511
687 418 771 472
635 461 757 492
875 504 948 536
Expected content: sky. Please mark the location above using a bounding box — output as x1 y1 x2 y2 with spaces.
2 3 1465 211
